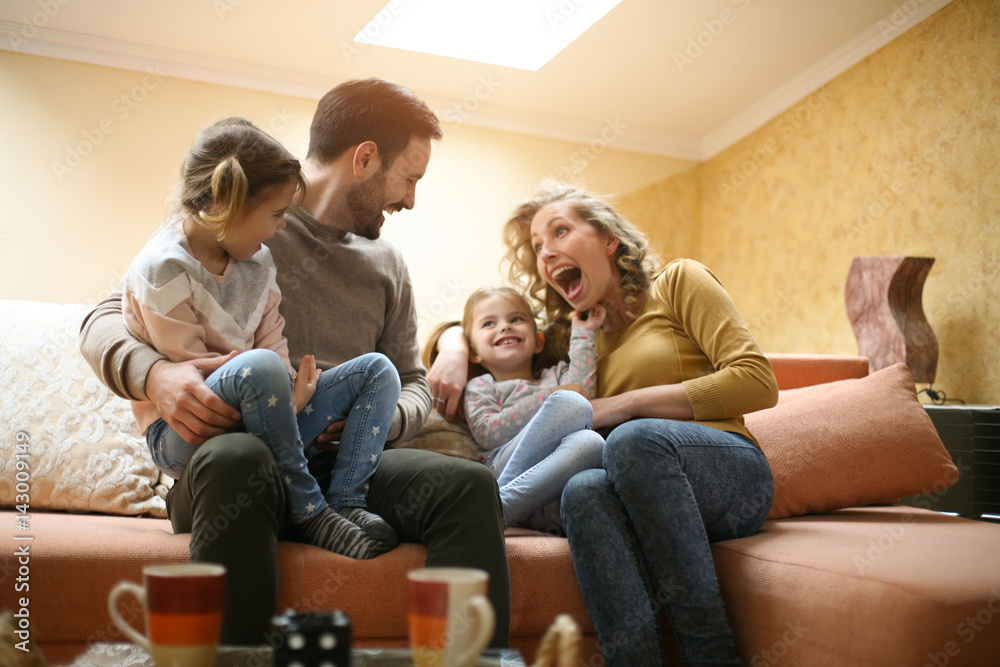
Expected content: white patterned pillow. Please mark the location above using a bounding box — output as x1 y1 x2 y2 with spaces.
0 300 169 517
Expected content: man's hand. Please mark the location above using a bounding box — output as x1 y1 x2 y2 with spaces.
146 353 242 445
427 325 470 421
315 419 345 451
294 355 319 414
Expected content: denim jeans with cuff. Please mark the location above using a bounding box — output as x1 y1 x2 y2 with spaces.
486 390 604 530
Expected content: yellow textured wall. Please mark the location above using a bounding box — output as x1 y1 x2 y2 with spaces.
617 164 702 265
620 0 1000 404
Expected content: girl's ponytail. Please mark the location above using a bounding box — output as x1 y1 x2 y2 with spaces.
198 156 249 239
175 117 305 240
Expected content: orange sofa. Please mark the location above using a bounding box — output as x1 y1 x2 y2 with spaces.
2 299 999 666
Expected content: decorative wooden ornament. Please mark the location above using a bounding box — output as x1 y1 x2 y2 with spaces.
845 256 938 383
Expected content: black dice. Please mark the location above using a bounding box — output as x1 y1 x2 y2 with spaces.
270 608 352 667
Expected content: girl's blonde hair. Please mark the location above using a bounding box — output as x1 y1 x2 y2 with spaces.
177 117 306 240
502 183 660 353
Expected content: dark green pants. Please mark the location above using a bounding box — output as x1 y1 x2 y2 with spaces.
166 434 511 647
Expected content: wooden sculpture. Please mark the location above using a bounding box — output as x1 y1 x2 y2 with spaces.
845 256 938 382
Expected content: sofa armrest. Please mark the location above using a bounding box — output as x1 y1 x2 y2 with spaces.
764 353 869 390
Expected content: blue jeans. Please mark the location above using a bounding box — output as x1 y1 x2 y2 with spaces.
486 390 604 530
561 418 773 667
147 349 400 522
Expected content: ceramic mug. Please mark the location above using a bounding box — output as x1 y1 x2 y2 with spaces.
407 567 495 667
107 563 226 667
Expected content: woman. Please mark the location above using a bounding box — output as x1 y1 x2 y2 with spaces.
429 184 778 665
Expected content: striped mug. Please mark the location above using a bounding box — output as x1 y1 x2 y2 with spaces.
108 563 226 667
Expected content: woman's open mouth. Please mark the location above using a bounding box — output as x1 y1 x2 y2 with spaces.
551 265 583 300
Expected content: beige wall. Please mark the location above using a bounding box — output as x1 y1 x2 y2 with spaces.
618 0 1000 404
0 50 691 343
0 53 320 307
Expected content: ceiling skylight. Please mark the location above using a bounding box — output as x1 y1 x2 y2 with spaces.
354 0 623 71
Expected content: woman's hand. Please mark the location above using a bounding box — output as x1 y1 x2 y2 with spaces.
550 383 589 398
591 384 696 430
590 395 633 430
427 325 470 421
293 355 319 414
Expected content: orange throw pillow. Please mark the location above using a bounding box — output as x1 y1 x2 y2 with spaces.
745 363 959 520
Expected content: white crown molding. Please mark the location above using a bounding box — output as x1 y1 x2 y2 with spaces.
0 18 707 160
1 0 952 163
0 20 336 99
700 0 953 159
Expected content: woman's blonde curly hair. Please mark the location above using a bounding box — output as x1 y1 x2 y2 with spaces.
502 183 660 358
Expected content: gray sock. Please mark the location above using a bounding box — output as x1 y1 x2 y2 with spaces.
298 507 389 559
337 506 398 549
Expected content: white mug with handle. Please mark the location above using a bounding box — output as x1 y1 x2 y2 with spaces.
407 567 495 667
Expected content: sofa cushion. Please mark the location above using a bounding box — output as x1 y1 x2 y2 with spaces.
712 506 1000 666
764 352 868 390
0 300 169 517
746 363 958 520
395 411 481 461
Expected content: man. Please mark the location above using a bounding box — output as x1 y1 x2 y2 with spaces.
79 78 511 646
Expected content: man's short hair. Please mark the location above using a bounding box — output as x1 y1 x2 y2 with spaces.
308 77 443 168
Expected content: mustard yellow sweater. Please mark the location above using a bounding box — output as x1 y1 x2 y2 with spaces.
596 259 778 446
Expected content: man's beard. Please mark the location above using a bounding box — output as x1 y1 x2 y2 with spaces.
346 168 389 240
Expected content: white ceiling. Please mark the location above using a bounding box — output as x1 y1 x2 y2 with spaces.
0 0 951 160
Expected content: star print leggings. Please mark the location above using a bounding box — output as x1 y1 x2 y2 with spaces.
145 349 401 523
